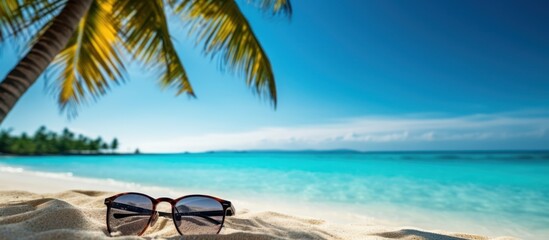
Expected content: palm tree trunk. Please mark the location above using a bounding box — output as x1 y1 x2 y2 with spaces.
0 0 93 124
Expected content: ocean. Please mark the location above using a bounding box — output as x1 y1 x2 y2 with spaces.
1 151 548 239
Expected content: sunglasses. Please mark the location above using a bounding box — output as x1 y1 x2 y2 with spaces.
104 192 235 236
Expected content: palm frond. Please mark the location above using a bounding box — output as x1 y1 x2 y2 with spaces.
113 0 194 97
246 0 292 17
0 0 66 45
171 0 280 106
49 0 125 111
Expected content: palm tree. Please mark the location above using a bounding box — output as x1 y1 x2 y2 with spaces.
0 0 291 124
110 138 118 153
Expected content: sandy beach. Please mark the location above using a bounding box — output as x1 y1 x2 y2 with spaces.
0 169 516 240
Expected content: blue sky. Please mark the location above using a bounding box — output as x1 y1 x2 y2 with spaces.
1 0 548 152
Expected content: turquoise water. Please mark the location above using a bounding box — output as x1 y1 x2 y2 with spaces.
1 151 549 239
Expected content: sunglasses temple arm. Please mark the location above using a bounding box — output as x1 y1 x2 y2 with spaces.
108 199 233 224
222 201 235 216
110 203 223 225
113 211 223 225
108 202 171 218
112 211 172 219
227 203 236 216
174 211 224 224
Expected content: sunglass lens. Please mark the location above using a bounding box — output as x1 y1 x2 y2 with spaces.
107 193 154 236
173 196 225 235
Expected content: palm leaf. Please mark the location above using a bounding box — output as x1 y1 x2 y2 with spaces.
247 0 292 17
0 0 66 45
49 0 125 111
171 0 288 106
113 0 194 97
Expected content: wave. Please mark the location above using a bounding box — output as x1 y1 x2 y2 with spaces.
0 164 182 196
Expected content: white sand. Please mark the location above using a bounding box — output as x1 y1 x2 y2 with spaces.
0 169 517 240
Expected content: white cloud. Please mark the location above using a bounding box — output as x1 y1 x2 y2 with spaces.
134 114 549 152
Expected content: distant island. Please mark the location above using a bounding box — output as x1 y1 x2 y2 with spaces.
0 126 118 155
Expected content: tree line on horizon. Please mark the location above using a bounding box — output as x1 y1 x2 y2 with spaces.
0 126 118 155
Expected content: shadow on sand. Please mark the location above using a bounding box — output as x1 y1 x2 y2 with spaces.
373 229 472 240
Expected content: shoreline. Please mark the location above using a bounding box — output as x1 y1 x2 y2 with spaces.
0 165 518 240
2 149 549 156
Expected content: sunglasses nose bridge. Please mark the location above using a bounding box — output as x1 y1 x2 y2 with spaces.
152 199 175 223
155 197 175 204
